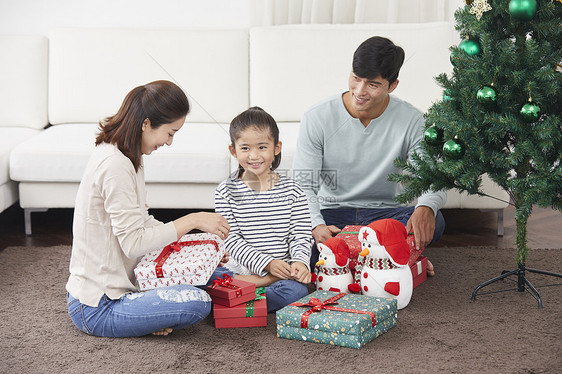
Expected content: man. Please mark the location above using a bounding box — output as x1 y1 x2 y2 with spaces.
293 36 446 276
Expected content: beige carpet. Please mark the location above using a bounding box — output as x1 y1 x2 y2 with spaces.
0 245 561 374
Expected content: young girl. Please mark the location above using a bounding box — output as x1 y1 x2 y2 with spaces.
215 106 313 312
66 80 232 337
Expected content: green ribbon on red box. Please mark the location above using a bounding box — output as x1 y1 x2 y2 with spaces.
245 287 266 317
291 292 377 329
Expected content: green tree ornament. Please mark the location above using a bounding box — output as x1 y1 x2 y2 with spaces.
477 85 497 106
458 38 482 56
520 101 541 122
509 0 538 21
424 125 443 146
443 137 466 160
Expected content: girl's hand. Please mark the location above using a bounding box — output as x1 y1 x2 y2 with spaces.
290 261 311 284
218 252 229 267
265 259 292 279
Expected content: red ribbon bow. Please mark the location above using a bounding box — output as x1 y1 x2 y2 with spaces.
154 241 182 278
291 293 377 329
153 239 220 279
211 274 242 297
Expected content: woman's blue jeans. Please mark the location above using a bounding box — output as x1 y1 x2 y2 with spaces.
67 267 233 337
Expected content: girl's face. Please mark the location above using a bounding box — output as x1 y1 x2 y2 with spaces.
229 126 281 181
141 117 185 155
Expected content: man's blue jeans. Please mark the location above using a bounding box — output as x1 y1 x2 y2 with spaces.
311 206 446 267
67 267 233 337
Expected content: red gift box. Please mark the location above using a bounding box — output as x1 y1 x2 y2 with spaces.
410 255 428 289
206 275 256 307
336 225 426 275
213 289 267 328
134 233 225 291
335 225 363 275
406 233 425 266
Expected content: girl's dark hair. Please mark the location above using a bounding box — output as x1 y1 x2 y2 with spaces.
352 36 405 84
229 106 281 178
96 80 190 171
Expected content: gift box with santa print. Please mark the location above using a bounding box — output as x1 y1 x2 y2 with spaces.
213 287 267 328
276 290 397 349
134 233 225 291
206 274 256 307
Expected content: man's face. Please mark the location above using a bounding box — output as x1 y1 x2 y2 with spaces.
347 72 398 116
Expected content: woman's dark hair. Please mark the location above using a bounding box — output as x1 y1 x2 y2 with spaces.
229 106 281 178
96 80 190 171
352 36 405 85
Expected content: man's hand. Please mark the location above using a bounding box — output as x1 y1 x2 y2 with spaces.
290 261 312 284
265 259 292 279
312 224 341 244
405 206 435 250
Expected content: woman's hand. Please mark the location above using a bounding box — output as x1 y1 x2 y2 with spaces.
173 212 230 240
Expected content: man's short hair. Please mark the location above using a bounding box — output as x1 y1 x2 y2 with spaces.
352 36 405 85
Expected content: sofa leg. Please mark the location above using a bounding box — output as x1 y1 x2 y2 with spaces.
479 209 504 237
496 209 504 237
24 208 48 236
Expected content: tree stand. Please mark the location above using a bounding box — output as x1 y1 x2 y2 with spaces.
472 264 562 308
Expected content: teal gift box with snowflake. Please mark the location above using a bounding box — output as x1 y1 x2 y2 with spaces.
276 290 397 349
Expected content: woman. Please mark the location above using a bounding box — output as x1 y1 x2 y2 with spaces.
66 80 231 337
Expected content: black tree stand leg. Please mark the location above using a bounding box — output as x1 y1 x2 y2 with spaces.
471 264 562 308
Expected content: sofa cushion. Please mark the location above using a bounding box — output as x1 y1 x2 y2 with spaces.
10 123 231 184
48 28 249 125
0 127 41 185
0 35 48 129
249 22 457 121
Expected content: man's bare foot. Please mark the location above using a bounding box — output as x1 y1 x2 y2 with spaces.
427 259 435 277
152 327 173 336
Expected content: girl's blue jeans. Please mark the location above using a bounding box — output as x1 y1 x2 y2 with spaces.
310 206 446 268
265 279 309 313
67 267 233 338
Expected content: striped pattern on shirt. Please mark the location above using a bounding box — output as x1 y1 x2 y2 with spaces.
214 176 313 277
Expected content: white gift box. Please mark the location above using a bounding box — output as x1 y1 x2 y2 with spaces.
134 233 225 291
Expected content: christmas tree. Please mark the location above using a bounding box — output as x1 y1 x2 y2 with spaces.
389 0 561 281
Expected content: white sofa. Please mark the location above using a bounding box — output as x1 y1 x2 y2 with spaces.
0 36 48 216
4 23 510 235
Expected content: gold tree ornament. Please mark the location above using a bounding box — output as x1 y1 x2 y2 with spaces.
470 0 492 20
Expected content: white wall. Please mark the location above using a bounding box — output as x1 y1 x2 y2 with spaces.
0 0 252 36
0 0 467 37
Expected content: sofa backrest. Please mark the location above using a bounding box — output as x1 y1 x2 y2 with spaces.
48 28 249 125
249 22 458 122
0 35 49 129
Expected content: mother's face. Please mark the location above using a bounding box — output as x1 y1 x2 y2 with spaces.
141 117 185 155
